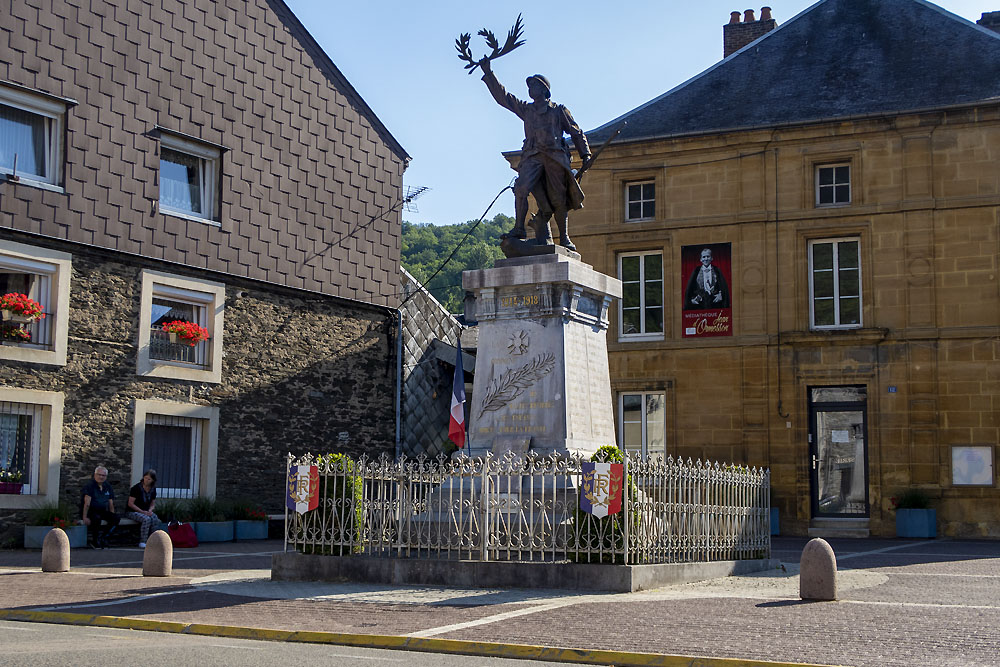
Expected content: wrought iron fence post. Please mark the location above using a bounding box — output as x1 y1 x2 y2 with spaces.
480 455 490 562
623 452 630 565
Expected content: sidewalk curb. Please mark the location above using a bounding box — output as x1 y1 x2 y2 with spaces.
0 609 842 667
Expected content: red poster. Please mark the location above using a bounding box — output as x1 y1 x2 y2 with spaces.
681 243 732 338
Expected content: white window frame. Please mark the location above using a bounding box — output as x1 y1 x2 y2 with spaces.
625 180 656 222
159 132 221 225
132 399 219 500
0 241 71 366
137 270 225 383
0 387 63 510
815 163 851 207
618 251 664 341
618 391 667 460
0 84 65 189
808 237 862 330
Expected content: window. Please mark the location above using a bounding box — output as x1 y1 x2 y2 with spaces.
159 132 220 223
619 251 663 338
625 181 655 221
0 241 71 365
0 387 64 509
0 85 65 187
816 164 851 206
137 270 225 383
132 400 219 499
809 238 861 329
619 392 666 459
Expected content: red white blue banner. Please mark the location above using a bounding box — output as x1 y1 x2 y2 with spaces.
286 465 319 514
449 340 467 449
580 462 624 518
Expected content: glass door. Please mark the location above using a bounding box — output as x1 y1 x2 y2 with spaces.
809 386 869 517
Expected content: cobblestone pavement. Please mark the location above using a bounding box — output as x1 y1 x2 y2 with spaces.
1 537 998 666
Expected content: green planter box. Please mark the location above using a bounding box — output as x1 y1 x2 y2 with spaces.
193 520 234 542
235 520 268 540
24 525 87 549
896 508 936 538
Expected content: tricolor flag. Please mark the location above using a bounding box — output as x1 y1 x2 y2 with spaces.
448 340 466 449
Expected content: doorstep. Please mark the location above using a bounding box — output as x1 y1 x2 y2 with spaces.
807 517 870 539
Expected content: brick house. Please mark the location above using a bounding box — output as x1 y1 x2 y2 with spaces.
0 0 408 539
572 0 1000 537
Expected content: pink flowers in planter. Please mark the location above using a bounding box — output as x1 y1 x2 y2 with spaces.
161 320 210 346
0 292 45 321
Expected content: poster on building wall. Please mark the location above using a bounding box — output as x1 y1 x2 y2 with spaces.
681 242 732 338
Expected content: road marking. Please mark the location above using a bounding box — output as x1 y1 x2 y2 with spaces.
31 590 188 611
876 572 1000 578
406 601 573 638
87 550 281 568
841 599 1000 611
207 643 265 650
835 542 930 561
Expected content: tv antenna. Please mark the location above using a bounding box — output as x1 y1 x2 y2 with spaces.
403 185 429 213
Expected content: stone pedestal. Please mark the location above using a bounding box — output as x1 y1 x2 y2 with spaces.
463 250 622 458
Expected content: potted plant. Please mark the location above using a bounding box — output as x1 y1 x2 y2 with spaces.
892 489 936 538
25 503 87 548
0 468 24 494
188 496 233 542
0 292 46 323
231 501 269 540
161 320 209 346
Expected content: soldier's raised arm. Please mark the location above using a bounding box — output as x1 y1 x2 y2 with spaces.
480 59 526 120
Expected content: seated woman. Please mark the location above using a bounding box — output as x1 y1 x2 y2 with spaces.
126 469 161 548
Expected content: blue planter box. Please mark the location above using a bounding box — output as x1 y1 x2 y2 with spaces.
193 520 234 542
896 508 936 538
770 507 780 536
24 525 87 549
235 520 268 540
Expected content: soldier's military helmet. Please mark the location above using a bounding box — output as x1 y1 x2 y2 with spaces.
525 74 551 96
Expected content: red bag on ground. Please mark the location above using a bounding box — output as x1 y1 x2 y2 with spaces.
167 521 198 548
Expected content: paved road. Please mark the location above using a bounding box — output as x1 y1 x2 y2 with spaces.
0 620 567 667
2 537 999 666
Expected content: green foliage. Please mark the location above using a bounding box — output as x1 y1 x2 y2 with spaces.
401 214 513 313
28 502 74 527
302 453 364 554
156 498 189 523
893 489 932 510
187 496 226 522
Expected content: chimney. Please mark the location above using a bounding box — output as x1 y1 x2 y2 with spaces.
723 7 778 58
977 11 1000 34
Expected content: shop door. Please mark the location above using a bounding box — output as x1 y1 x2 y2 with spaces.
809 386 869 517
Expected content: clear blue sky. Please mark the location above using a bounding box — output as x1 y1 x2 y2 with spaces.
283 0 991 227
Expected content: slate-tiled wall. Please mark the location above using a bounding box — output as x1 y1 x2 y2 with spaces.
0 0 406 306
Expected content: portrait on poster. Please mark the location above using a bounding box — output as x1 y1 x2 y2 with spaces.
681 243 732 338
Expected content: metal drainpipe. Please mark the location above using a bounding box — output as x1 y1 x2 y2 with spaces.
394 306 403 460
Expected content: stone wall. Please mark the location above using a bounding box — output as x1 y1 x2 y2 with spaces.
0 233 396 543
571 104 1000 538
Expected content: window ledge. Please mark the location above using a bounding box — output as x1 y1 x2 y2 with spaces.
1 174 65 194
618 333 665 343
161 209 222 227
624 217 656 224
784 327 888 344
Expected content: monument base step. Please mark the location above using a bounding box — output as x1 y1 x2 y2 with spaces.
807 518 870 539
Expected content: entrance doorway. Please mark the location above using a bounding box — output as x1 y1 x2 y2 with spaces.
809 386 869 517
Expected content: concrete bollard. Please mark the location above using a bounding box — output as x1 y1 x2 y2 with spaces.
41 527 70 573
799 537 837 600
142 529 173 577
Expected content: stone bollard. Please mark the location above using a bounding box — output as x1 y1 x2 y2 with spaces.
41 527 70 573
142 529 173 577
799 537 837 600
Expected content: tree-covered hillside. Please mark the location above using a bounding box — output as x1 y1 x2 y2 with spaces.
402 214 513 313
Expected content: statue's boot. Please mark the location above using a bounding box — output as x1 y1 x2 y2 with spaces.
531 212 553 245
554 213 576 251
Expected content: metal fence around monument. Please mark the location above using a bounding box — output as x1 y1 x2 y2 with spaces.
283 451 770 565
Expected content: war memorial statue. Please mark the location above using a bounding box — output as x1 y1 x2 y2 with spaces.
455 17 621 459
457 16 600 256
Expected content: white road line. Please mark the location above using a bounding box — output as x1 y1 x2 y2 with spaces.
31 590 188 611
88 551 281 568
407 601 573 638
836 542 932 561
841 599 1000 611
875 572 1000 578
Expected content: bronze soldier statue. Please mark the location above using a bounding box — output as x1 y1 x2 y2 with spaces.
456 16 594 253
479 58 592 251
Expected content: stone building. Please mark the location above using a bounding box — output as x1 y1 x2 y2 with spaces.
571 0 1000 537
0 0 408 539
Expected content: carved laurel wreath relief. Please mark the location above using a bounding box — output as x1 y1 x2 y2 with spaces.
478 352 555 417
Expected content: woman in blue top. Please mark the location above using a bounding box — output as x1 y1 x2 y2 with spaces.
126 469 161 548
